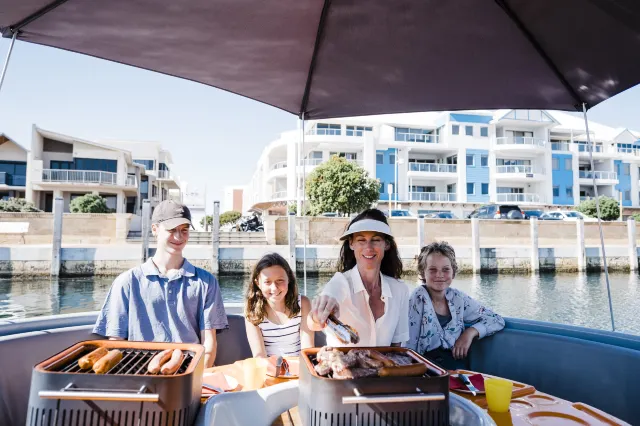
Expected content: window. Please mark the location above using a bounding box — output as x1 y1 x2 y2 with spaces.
447 183 456 193
480 127 489 137
467 183 475 195
564 158 572 170
159 163 169 171
553 186 559 197
447 155 457 165
389 154 396 164
552 158 559 170
566 187 573 198
625 190 631 201
452 125 460 135
480 156 488 167
410 186 436 193
394 127 436 143
315 123 341 135
379 181 385 193
481 183 489 195
134 159 155 170
624 164 630 175
376 153 384 165
0 160 27 186
346 125 372 137
466 155 475 166
465 126 473 136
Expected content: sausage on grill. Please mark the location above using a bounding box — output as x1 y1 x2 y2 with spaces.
93 350 123 374
147 349 173 374
378 363 428 377
160 349 183 375
78 347 108 370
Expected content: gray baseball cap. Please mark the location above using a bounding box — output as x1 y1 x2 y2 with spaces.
152 200 194 230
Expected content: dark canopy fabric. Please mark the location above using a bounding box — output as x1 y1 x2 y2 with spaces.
2 0 640 118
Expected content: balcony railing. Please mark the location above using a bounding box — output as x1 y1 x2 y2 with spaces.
616 147 640 156
126 175 137 187
395 134 439 144
300 159 322 166
408 163 457 173
307 128 341 136
271 190 287 200
495 165 537 174
578 170 617 180
577 144 603 153
42 169 118 185
496 193 540 203
551 142 571 151
345 159 363 166
0 172 26 186
409 192 457 202
271 161 288 170
158 170 173 179
495 137 546 147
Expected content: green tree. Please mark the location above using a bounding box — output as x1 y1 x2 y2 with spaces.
69 194 109 213
631 213 640 222
200 211 242 228
0 197 40 212
577 196 620 221
305 156 380 216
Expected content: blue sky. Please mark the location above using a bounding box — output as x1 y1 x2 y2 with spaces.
2 39 640 210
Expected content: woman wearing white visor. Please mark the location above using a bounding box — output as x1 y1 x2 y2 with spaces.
308 209 410 347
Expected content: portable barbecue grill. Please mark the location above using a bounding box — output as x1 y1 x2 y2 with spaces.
299 347 450 426
25 340 204 426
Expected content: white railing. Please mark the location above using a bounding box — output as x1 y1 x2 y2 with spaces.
126 175 137 187
300 159 322 166
576 144 603 153
495 165 536 174
496 193 540 203
495 137 546 147
578 170 617 180
346 159 363 166
271 161 288 170
271 191 287 200
158 170 172 179
409 192 457 202
580 196 592 202
42 169 118 185
395 133 439 144
307 127 341 136
551 142 571 151
408 163 457 173
616 147 640 156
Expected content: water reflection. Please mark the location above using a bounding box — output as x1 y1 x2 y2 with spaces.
0 273 638 335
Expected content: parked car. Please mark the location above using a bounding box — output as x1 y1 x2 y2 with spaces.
320 212 338 217
384 209 414 217
467 204 524 220
540 211 596 221
523 209 544 219
424 212 457 219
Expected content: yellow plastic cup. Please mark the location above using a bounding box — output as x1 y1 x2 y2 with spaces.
485 378 513 413
242 358 268 390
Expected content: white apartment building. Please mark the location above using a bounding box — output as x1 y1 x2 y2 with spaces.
0 134 28 200
245 109 640 217
24 126 181 213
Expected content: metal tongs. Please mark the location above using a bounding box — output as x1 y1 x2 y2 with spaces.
326 314 360 344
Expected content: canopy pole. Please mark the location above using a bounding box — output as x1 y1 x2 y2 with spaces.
582 103 615 332
0 31 17 97
301 113 307 296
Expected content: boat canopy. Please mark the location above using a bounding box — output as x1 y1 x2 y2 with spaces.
2 0 640 119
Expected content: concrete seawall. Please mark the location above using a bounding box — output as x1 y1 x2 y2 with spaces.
1 243 637 277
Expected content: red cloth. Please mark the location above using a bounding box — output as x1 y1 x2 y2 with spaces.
449 373 485 391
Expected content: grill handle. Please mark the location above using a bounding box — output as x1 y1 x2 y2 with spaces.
342 387 445 405
39 384 160 403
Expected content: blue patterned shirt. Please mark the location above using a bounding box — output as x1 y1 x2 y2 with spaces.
93 258 228 343
405 285 505 354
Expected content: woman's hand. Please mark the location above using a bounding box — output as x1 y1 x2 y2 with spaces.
452 327 479 359
310 295 340 327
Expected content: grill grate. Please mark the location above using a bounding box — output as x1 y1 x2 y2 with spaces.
55 349 193 376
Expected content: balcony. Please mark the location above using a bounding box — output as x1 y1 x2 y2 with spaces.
578 170 617 180
271 190 287 200
126 175 137 187
576 144 603 153
157 170 175 180
495 137 546 147
616 146 640 157
300 159 323 167
496 193 540 204
551 142 571 151
394 133 440 144
42 169 119 186
271 161 288 170
0 172 26 187
408 163 457 173
408 192 457 202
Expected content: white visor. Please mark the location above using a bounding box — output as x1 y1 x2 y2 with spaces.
340 219 393 240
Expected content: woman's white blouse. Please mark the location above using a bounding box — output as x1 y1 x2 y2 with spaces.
321 266 410 347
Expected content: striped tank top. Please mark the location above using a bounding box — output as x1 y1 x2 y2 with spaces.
258 296 302 357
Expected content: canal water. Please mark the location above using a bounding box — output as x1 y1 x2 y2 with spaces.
1 273 638 335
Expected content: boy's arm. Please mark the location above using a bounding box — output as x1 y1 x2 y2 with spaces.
201 329 217 368
93 272 130 340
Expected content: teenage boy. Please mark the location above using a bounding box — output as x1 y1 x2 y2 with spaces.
94 200 228 367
